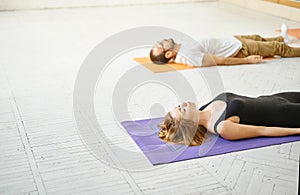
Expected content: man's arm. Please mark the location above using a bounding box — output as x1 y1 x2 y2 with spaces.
201 54 263 67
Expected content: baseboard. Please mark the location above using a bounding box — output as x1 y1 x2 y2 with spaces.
0 0 216 11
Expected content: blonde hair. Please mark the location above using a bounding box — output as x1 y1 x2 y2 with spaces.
158 112 208 146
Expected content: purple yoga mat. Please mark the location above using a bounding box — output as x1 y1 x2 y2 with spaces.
121 117 300 165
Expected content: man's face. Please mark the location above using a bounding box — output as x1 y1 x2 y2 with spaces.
151 38 177 57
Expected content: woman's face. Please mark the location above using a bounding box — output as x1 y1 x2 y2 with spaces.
169 101 199 124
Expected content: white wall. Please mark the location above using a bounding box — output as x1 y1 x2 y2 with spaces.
0 0 215 11
220 0 300 22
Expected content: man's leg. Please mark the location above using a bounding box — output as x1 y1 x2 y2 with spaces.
234 38 300 58
235 34 284 42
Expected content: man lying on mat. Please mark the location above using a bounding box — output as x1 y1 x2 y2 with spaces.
150 24 300 66
159 92 300 146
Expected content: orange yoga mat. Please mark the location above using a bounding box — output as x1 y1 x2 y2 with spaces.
134 57 198 73
134 57 274 73
276 28 300 39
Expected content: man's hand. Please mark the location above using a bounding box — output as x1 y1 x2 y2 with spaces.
245 55 263 64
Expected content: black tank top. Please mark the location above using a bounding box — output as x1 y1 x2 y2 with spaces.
199 92 300 133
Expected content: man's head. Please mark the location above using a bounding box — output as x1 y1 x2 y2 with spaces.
149 38 180 64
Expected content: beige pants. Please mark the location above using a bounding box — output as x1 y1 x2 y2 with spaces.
234 34 300 58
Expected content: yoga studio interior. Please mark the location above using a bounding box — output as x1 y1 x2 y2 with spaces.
0 0 299 194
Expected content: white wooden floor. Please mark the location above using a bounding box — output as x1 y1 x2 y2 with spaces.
0 1 299 195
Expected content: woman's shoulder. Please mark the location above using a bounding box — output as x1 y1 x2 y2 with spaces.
199 92 230 110
199 92 243 110
215 92 238 100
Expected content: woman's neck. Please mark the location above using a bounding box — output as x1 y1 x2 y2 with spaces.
198 110 211 128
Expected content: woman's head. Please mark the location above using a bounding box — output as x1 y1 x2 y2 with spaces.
149 38 180 64
158 102 207 146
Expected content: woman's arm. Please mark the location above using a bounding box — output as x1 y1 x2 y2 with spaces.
217 119 300 140
202 54 262 67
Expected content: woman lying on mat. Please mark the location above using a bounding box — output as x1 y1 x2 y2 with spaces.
159 92 300 146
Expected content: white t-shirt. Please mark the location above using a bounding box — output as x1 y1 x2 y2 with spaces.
174 36 242 66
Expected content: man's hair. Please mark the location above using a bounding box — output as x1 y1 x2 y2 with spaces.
149 49 170 64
